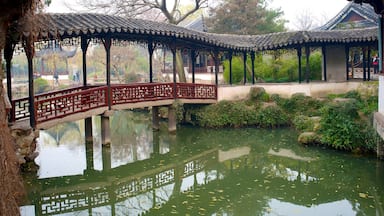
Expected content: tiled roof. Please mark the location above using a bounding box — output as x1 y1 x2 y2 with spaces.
25 13 378 52
319 2 378 30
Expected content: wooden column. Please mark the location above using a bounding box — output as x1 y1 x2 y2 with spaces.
4 39 14 107
24 37 36 128
305 46 310 83
81 36 89 86
363 47 367 81
148 39 155 83
322 46 327 81
171 46 177 98
297 47 302 83
251 51 256 84
243 52 247 85
345 45 350 81
82 37 92 142
152 106 160 131
213 51 219 86
103 37 112 110
229 51 233 85
368 48 371 81
380 15 384 72
191 50 197 84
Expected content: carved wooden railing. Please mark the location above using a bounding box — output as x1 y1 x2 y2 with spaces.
10 83 217 125
112 83 174 105
35 86 108 124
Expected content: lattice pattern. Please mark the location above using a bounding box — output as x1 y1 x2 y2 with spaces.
115 177 154 200
155 169 175 187
35 86 108 123
112 83 174 105
11 98 30 121
11 83 217 125
41 191 88 215
177 83 217 99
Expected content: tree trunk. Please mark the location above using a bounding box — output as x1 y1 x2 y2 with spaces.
0 18 24 216
176 50 187 82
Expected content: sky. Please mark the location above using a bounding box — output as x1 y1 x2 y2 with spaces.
46 0 350 30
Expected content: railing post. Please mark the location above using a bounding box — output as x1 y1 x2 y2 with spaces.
171 46 177 99
24 36 36 128
81 36 89 86
297 46 302 84
148 39 155 83
103 37 112 110
228 51 233 85
251 51 255 84
243 52 247 85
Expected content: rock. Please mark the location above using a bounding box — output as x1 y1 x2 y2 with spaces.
298 132 320 145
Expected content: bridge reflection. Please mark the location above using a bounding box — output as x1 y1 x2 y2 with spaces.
20 116 380 215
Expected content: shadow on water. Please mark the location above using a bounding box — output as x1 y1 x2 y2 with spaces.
20 111 384 216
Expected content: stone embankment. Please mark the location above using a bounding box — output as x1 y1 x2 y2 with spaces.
10 121 39 165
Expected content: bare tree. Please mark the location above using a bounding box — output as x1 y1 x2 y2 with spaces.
293 9 315 30
70 0 208 82
73 0 208 24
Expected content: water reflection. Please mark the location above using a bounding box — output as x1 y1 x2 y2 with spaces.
21 111 384 216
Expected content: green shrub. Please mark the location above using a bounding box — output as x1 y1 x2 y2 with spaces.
255 105 289 128
319 101 361 150
34 78 49 94
293 115 315 132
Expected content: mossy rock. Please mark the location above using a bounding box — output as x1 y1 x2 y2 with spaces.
248 87 266 101
298 132 320 145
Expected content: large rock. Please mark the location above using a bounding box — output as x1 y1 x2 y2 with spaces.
298 132 320 145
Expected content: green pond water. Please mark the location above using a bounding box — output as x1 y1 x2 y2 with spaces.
20 111 384 216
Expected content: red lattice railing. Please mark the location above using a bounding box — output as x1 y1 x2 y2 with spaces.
176 83 217 99
35 86 108 124
10 83 217 125
112 83 174 105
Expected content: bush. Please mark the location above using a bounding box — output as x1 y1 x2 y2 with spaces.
34 78 49 94
255 105 289 128
293 115 315 132
319 101 361 150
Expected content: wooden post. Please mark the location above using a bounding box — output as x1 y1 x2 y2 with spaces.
214 51 219 86
297 47 302 83
322 46 327 81
368 48 371 81
103 37 112 110
243 52 247 85
81 36 89 86
345 45 350 81
229 51 233 85
305 46 310 83
4 39 14 107
148 39 155 83
24 37 36 128
191 50 197 84
171 46 177 98
363 47 367 81
251 51 255 84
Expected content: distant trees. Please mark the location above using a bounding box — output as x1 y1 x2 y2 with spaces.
206 0 286 35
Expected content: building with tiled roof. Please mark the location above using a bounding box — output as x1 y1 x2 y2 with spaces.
319 2 378 30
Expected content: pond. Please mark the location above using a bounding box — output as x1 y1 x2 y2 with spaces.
20 110 384 216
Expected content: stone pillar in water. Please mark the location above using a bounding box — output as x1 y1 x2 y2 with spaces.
168 105 177 133
85 117 93 143
101 111 113 146
152 106 160 131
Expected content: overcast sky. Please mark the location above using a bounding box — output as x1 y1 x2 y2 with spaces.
47 0 351 30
